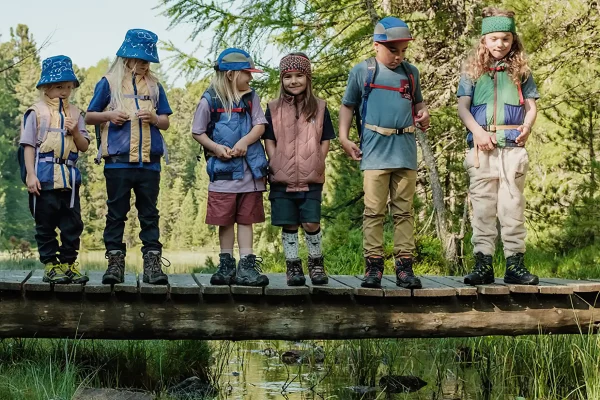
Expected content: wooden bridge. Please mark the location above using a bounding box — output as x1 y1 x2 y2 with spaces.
1 269 600 340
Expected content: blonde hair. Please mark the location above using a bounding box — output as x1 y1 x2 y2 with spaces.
37 83 76 102
463 7 531 85
209 70 245 117
105 57 159 110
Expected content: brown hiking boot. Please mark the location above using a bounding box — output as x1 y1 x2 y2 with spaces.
286 258 306 286
308 256 328 285
362 256 384 288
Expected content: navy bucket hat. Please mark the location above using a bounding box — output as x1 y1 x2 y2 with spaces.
373 17 413 42
116 29 160 63
36 55 80 88
215 48 263 73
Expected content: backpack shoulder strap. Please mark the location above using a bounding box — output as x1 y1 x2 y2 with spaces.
146 79 160 110
31 101 52 145
400 61 416 104
354 58 379 143
241 89 254 113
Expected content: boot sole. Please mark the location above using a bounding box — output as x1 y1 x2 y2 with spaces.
464 277 495 286
361 281 381 288
102 275 124 285
43 277 71 284
287 279 306 286
311 278 329 285
397 281 422 289
210 276 235 285
503 277 539 285
143 275 169 285
234 278 269 287
71 277 89 284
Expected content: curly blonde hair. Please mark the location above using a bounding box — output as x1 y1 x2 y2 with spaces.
463 7 531 85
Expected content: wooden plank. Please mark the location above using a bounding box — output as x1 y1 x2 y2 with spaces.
84 271 112 294
425 276 477 296
54 281 85 293
536 280 574 295
406 276 456 298
114 272 138 294
540 278 600 293
264 274 309 296
494 279 540 294
446 276 510 295
372 275 412 297
331 275 382 297
24 270 52 292
140 279 168 295
193 273 230 295
306 277 354 295
168 274 201 295
230 284 263 295
0 270 32 291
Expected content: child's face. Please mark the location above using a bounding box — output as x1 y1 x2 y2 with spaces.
126 58 150 75
282 71 307 96
45 82 75 99
484 32 514 60
374 41 409 69
234 70 253 92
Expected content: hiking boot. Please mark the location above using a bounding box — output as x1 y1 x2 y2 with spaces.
395 258 422 289
234 255 269 287
63 261 89 284
43 262 71 284
286 258 306 286
102 250 125 284
504 253 539 285
464 252 494 285
308 256 329 285
210 253 237 285
362 257 384 288
143 250 170 285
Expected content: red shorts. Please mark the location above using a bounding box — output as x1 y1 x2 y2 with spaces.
206 191 265 226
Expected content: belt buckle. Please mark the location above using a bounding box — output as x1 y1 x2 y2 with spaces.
395 128 403 135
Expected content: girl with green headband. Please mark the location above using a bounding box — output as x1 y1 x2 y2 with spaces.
457 7 541 286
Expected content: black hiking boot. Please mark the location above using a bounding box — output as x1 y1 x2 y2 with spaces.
464 252 494 285
308 255 329 285
102 250 125 284
210 253 237 285
286 258 306 286
143 250 170 285
504 253 539 285
362 256 384 288
234 255 269 287
395 257 422 289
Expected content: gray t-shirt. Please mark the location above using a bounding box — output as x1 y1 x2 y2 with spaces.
192 92 267 193
342 60 423 171
20 111 90 147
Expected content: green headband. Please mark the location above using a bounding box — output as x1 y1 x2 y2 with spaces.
481 16 516 35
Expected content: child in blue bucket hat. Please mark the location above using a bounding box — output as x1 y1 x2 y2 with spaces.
338 17 430 289
19 55 90 284
85 29 173 286
191 48 270 287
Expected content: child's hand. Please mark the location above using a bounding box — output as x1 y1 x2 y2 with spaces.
414 109 430 131
26 173 41 196
341 139 362 161
137 110 158 125
109 111 130 125
214 144 232 160
64 117 78 134
232 141 248 157
473 128 496 151
515 124 532 146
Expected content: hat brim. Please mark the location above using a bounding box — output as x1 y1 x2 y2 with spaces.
243 68 264 73
375 38 414 43
36 79 80 89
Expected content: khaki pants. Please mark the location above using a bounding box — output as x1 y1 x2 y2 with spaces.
465 147 529 257
363 169 417 258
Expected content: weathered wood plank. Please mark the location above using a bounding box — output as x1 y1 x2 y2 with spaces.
54 281 85 293
376 276 412 297
409 276 457 298
446 276 510 295
24 270 51 292
84 271 112 294
230 284 263 295
306 277 354 296
332 275 382 297
114 272 138 294
537 280 574 295
193 273 230 295
540 278 600 293
139 280 168 295
425 276 478 296
0 270 32 291
495 280 540 294
168 274 201 295
264 274 309 296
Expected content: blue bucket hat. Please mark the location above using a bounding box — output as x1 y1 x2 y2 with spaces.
116 29 160 63
215 48 263 73
36 55 80 88
373 17 413 42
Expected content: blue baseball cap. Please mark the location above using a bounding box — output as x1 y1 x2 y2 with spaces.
215 48 263 73
36 55 80 88
373 17 413 42
116 29 160 63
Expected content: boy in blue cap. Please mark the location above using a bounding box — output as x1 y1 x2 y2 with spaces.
86 29 173 285
338 17 430 289
20 55 90 284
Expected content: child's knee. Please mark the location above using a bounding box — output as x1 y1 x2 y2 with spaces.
301 222 320 232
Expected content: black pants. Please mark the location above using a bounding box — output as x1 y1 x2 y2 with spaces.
103 168 162 254
34 189 83 265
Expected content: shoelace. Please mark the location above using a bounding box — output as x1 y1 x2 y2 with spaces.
289 264 303 276
105 253 124 274
367 265 382 278
245 256 264 274
508 263 529 277
146 253 171 273
68 262 83 276
310 264 325 276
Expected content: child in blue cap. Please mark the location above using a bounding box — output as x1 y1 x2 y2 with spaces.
19 55 90 284
338 17 430 289
191 48 270 287
85 29 173 285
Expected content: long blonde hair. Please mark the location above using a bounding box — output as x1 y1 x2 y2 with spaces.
209 70 245 117
105 57 159 110
463 7 531 85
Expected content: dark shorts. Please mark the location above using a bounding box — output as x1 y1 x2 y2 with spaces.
269 188 322 226
206 191 265 226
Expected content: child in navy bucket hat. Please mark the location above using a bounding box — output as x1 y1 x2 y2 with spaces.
339 17 430 289
19 55 90 285
191 48 270 287
85 29 173 286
